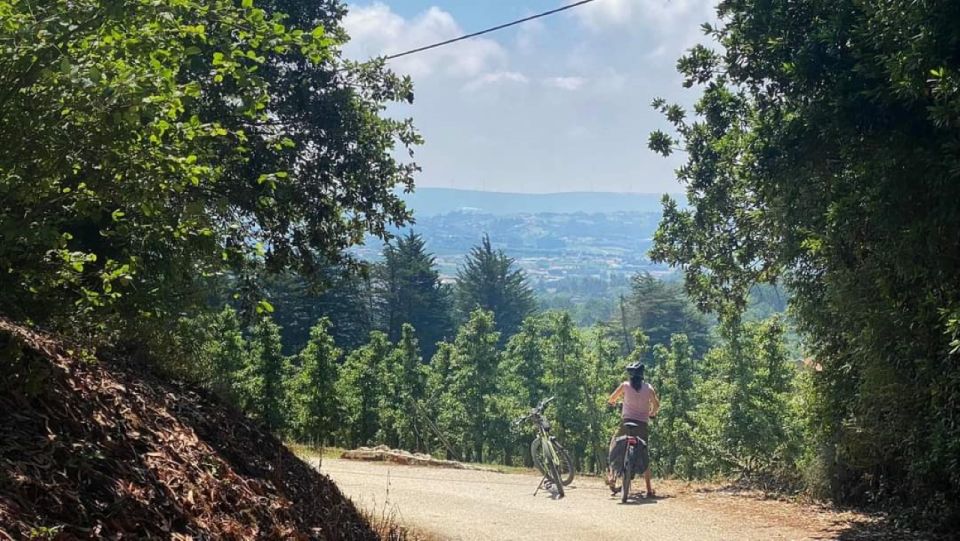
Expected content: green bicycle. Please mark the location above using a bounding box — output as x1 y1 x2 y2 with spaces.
514 396 573 498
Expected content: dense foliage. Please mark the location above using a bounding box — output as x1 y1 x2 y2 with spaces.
0 0 416 346
178 295 803 489
265 269 375 354
155 233 801 487
649 0 960 526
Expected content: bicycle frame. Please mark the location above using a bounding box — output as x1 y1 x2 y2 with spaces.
535 423 561 468
516 396 566 498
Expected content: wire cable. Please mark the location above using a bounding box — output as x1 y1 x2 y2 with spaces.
383 0 601 61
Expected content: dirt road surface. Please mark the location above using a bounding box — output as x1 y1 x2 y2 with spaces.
314 458 885 540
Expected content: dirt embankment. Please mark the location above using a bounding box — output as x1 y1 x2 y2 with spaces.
0 318 377 540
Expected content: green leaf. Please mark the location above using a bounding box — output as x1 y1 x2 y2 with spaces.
256 299 275 314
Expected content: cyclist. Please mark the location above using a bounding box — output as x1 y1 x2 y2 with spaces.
606 361 660 496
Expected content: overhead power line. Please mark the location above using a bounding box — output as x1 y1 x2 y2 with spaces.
384 0 601 61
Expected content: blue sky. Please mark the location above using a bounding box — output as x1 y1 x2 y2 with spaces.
342 0 717 194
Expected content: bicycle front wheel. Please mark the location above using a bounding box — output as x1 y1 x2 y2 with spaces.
531 437 547 477
546 456 565 498
531 438 575 486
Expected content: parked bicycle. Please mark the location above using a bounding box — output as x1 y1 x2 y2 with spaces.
514 396 574 498
608 420 650 503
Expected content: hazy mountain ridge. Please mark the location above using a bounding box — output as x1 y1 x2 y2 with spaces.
402 187 679 216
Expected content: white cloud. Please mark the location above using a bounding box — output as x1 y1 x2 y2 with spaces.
645 44 668 59
575 0 714 29
515 18 545 54
575 0 634 28
565 125 596 140
543 76 587 91
593 69 628 95
343 3 505 78
463 71 529 92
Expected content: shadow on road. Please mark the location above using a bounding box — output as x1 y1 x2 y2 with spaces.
614 493 667 505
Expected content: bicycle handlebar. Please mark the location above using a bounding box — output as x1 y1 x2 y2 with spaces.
536 396 555 412
514 396 557 427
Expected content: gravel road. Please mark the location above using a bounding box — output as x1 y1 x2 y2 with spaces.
315 458 867 540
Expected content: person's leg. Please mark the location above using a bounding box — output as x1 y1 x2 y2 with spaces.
640 422 654 496
606 432 618 487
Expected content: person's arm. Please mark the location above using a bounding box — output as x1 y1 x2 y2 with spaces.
606 383 624 406
649 387 661 418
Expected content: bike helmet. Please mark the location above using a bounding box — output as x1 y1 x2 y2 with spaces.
625 361 644 373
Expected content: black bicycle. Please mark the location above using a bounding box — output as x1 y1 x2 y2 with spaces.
609 421 649 503
514 396 574 497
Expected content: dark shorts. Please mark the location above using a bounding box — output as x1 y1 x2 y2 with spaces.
616 419 649 441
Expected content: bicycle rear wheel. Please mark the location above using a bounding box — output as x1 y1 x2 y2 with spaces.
555 442 575 486
621 446 633 504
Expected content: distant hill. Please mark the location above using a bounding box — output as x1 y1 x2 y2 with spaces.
402 188 677 217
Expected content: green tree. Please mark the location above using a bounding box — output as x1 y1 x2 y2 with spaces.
421 342 458 458
495 313 552 466
540 312 590 470
336 331 391 447
394 324 428 450
239 316 289 431
441 309 501 462
376 324 427 450
501 317 550 408
203 307 249 407
286 319 341 444
154 306 249 404
378 232 453 359
0 0 417 350
455 235 535 341
264 268 375 354
582 329 623 473
626 273 711 355
690 318 795 479
650 334 698 477
648 0 960 520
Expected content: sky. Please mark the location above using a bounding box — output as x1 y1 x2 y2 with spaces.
342 0 718 194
